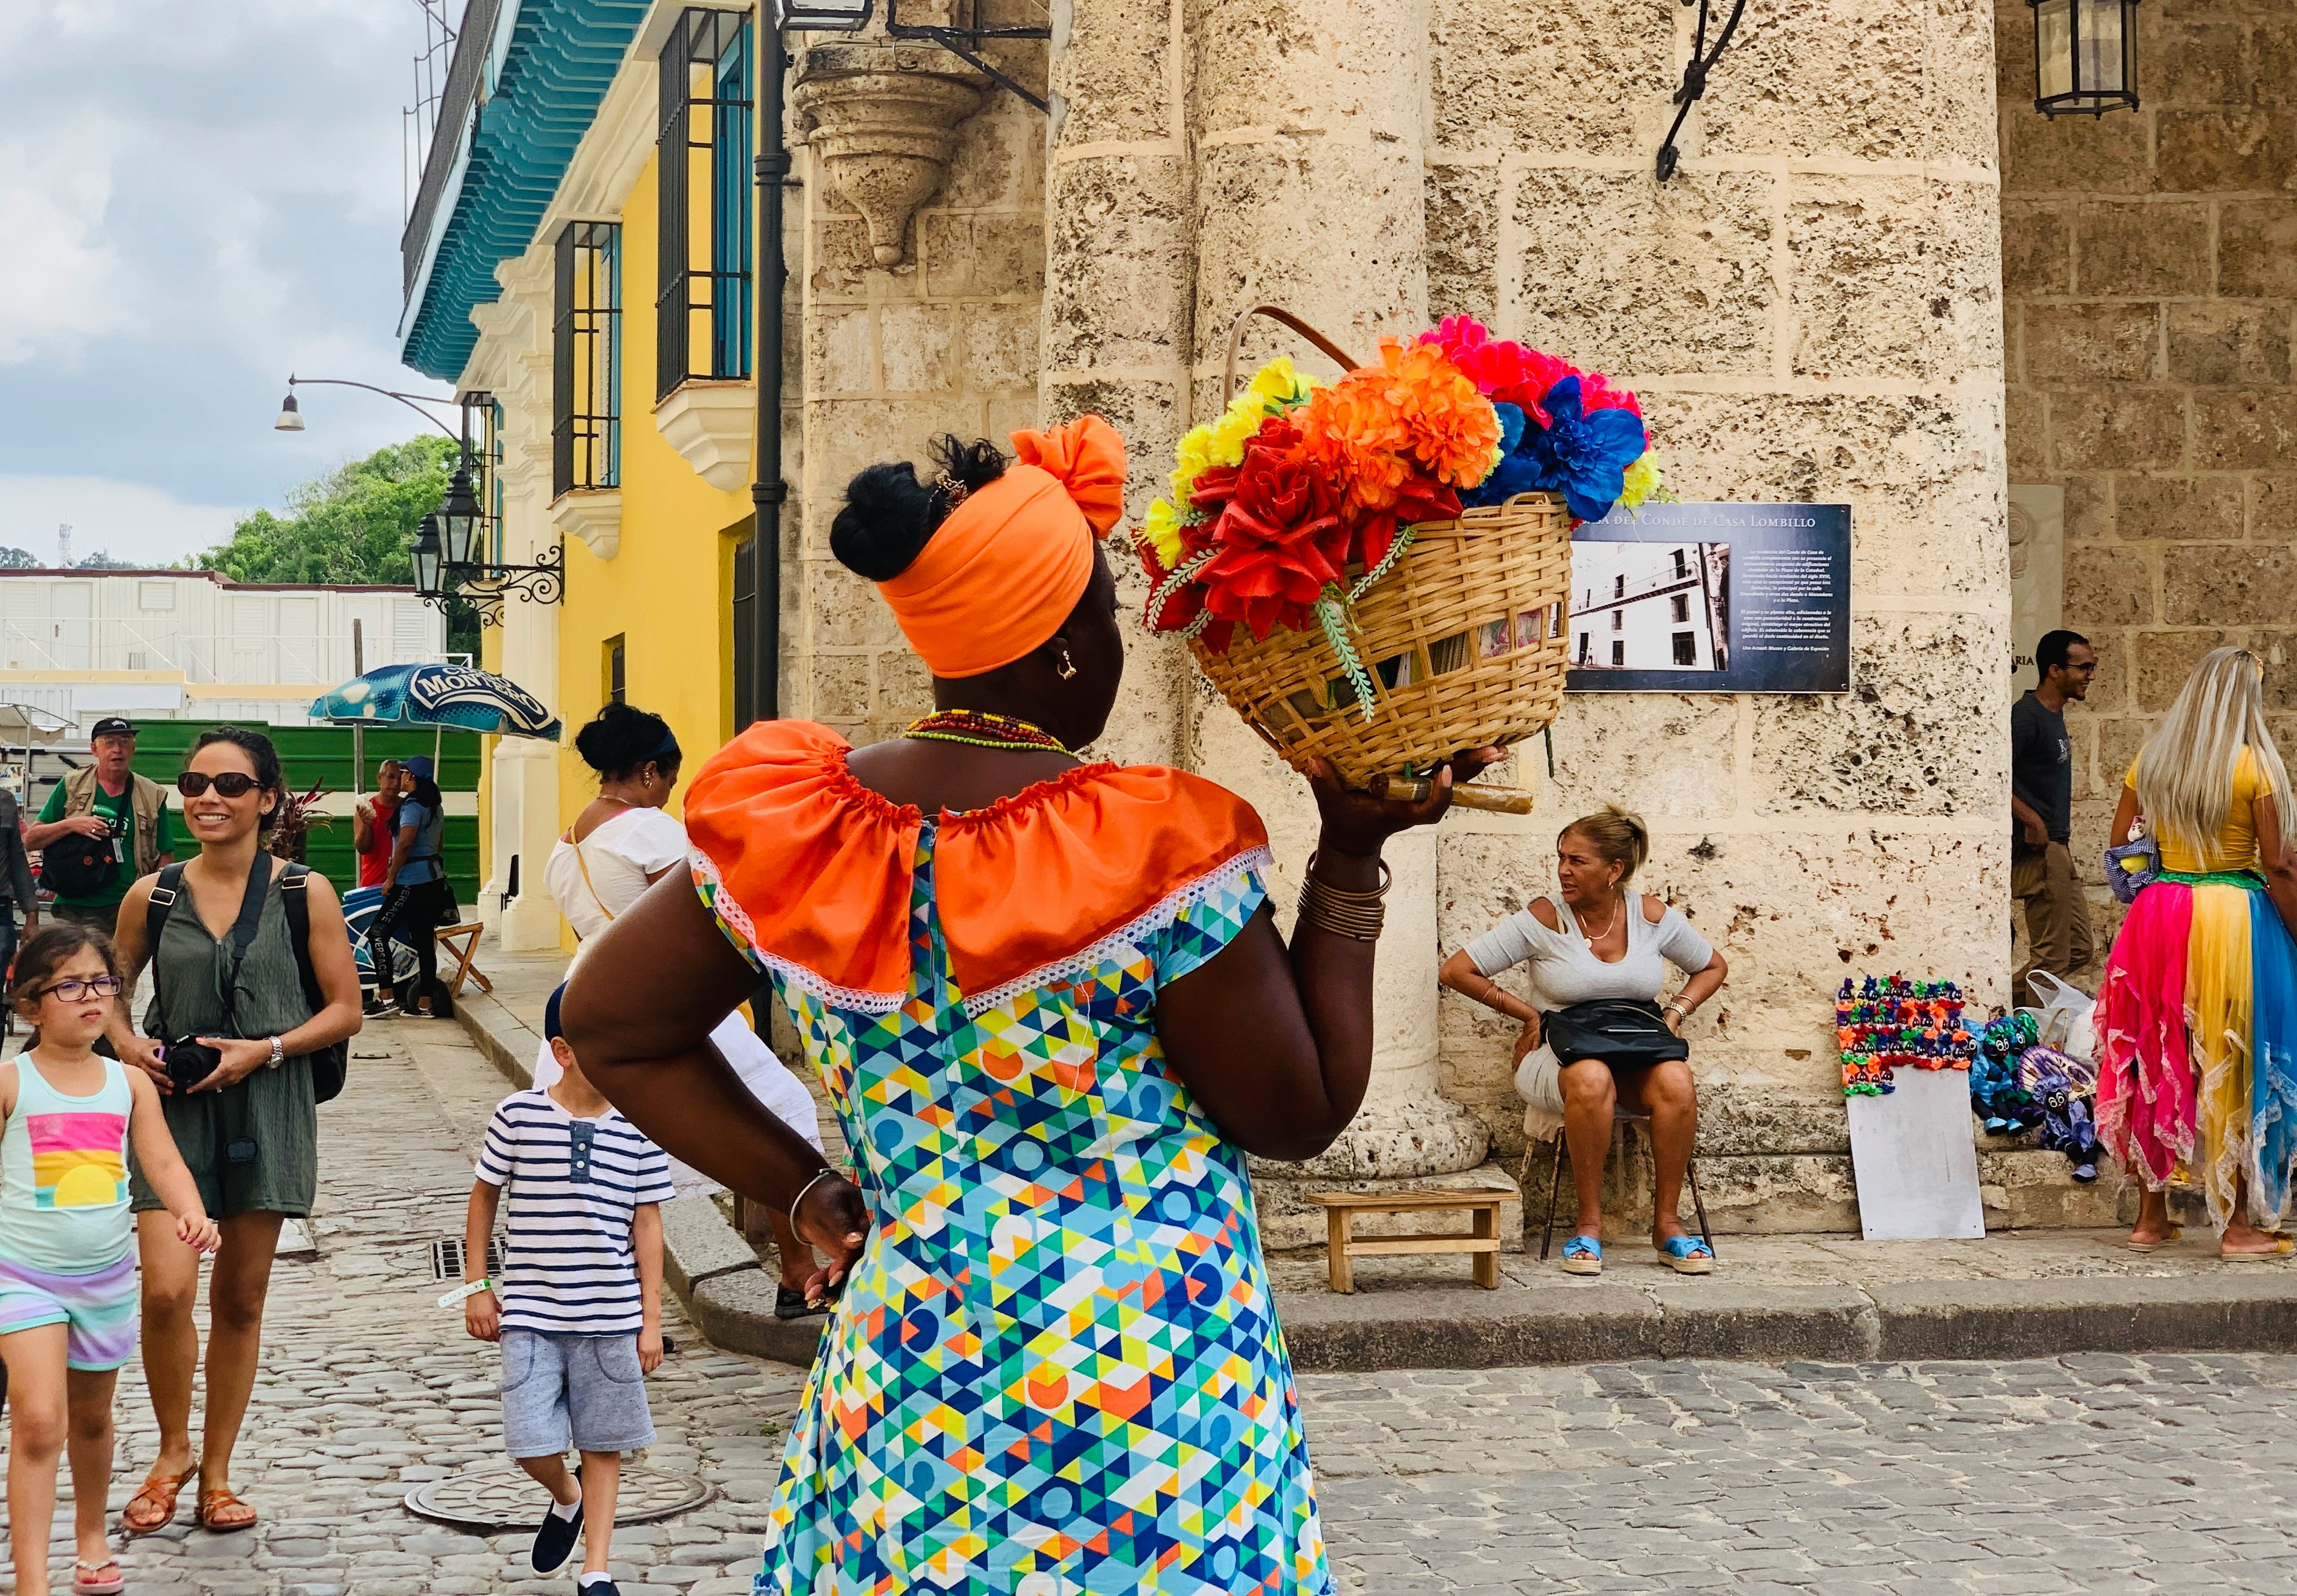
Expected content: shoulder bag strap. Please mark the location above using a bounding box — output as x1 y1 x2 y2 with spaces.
215 851 274 1036
143 861 189 1039
279 865 325 1019
573 838 615 924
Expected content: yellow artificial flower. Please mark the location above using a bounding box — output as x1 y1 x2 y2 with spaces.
1171 423 1219 503
1619 452 1662 510
1142 499 1187 570
1207 400 1264 464
1245 356 1316 410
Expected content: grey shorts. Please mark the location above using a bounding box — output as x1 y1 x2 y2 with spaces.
499 1329 656 1459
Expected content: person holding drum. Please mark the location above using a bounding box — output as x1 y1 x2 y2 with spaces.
1440 805 1727 1276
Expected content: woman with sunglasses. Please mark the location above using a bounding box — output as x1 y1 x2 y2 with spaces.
102 727 362 1536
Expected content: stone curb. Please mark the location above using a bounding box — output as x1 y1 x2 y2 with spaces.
453 976 2297 1374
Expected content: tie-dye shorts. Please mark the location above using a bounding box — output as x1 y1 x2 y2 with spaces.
0 1252 138 1371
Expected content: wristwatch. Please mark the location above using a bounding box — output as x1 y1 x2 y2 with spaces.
266 1036 285 1069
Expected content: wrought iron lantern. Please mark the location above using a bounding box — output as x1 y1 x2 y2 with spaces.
436 464 485 569
411 514 445 599
2030 0 2140 117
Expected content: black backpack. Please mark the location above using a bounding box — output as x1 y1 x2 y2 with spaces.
145 860 348 1104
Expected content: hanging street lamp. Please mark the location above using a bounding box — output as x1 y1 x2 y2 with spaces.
437 464 485 570
2030 0 2140 117
411 515 446 599
270 373 562 624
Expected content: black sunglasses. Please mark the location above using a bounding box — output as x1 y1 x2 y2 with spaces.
177 772 263 799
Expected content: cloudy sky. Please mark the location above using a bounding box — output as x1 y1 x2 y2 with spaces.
0 1 456 568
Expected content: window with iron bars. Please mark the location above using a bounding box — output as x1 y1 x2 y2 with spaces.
657 8 754 400
555 221 622 496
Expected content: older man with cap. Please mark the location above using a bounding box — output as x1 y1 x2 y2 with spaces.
26 716 175 931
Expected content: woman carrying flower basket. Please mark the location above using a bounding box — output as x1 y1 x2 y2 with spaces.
563 413 1497 1595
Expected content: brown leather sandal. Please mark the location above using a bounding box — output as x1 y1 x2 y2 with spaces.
120 1465 198 1536
196 1486 258 1533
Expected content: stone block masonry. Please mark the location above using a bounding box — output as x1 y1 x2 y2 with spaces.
798 0 2020 1234
1998 0 2297 957
1418 0 2011 1227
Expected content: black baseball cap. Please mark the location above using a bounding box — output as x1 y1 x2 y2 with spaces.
544 982 567 1043
89 717 136 739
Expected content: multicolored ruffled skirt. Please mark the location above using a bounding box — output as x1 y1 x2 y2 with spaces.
2096 869 2297 1230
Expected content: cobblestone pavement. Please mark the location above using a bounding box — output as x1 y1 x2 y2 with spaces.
1305 1356 2297 1594
8 1022 2297 1594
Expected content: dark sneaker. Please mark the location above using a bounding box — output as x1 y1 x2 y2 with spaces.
531 1500 582 1573
575 1581 620 1596
397 1005 442 1020
775 1285 827 1321
361 996 393 1018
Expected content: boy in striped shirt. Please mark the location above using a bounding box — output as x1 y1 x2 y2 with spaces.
464 985 672 1595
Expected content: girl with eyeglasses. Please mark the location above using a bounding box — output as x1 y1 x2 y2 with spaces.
102 726 363 1538
0 925 217 1596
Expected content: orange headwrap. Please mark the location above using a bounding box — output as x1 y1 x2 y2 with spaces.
878 415 1127 679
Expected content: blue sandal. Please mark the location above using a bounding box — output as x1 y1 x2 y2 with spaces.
1656 1234 1715 1274
1560 1235 1603 1276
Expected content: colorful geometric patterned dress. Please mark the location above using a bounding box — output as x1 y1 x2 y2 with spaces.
683 722 1334 1596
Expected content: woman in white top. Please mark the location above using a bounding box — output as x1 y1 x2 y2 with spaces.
545 704 828 1320
1439 806 1727 1277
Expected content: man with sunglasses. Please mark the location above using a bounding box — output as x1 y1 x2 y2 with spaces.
26 719 176 932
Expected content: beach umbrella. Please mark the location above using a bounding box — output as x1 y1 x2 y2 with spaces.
311 664 563 764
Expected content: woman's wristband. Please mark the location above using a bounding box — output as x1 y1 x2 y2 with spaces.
789 1166 840 1219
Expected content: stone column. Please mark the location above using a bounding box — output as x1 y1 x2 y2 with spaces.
1180 0 1510 1244
1038 0 1196 768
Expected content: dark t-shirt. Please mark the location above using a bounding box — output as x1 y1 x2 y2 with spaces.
2011 690 2072 845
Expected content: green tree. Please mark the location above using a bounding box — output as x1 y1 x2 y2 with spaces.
0 547 37 569
74 550 132 569
199 435 480 655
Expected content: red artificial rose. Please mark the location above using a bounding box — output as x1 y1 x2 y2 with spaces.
1197 431 1352 639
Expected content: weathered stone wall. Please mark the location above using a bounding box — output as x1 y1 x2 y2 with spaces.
1998 0 2297 948
791 41 1049 747
1425 0 2017 1232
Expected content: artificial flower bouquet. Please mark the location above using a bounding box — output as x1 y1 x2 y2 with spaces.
1135 316 1665 687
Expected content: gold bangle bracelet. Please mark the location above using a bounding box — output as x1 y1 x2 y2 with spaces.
1297 855 1391 942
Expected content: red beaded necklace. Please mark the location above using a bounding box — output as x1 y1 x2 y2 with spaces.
902 709 1074 756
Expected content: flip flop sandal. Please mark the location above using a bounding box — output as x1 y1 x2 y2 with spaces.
1560 1235 1603 1276
1656 1234 1716 1274
73 1559 125 1595
121 1464 198 1537
2124 1226 2185 1253
2220 1236 2296 1262
775 1285 828 1321
196 1486 258 1533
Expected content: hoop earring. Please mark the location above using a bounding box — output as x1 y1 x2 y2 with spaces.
1057 647 1077 681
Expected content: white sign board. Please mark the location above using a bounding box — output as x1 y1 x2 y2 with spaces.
1846 1069 1985 1241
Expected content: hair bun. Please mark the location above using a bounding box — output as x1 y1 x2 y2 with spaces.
574 701 675 777
830 436 1009 582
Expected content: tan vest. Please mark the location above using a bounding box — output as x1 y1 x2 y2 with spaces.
62 765 164 878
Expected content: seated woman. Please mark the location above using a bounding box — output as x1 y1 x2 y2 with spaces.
1438 805 1727 1276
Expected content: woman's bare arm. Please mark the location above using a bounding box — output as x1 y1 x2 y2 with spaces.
561 877 869 1298
2255 794 2297 936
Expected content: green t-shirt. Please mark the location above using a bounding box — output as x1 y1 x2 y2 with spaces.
37 779 175 912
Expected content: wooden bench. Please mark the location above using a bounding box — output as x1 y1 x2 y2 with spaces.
1305 1188 1513 1294
435 923 494 999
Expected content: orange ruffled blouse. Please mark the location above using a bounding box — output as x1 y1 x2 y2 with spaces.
683 721 1272 1014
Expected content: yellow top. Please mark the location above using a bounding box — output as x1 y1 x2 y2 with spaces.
2126 746 2276 874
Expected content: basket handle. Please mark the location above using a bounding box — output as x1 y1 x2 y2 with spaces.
1222 305 1363 402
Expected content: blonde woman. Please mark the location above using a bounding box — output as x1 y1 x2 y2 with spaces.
1439 806 1726 1276
2097 646 2297 1258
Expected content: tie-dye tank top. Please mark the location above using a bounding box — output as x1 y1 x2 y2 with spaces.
0 1054 133 1273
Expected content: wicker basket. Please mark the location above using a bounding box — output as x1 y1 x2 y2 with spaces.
1186 306 1575 787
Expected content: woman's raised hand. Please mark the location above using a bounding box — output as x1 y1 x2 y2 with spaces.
1510 1014 1543 1065
1301 747 1507 857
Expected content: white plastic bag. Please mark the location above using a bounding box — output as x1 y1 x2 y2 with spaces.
2026 970 2097 1064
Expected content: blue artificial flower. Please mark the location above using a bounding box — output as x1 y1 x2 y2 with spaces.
1521 376 1649 522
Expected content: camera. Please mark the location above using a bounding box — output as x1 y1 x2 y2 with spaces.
163 1037 222 1091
